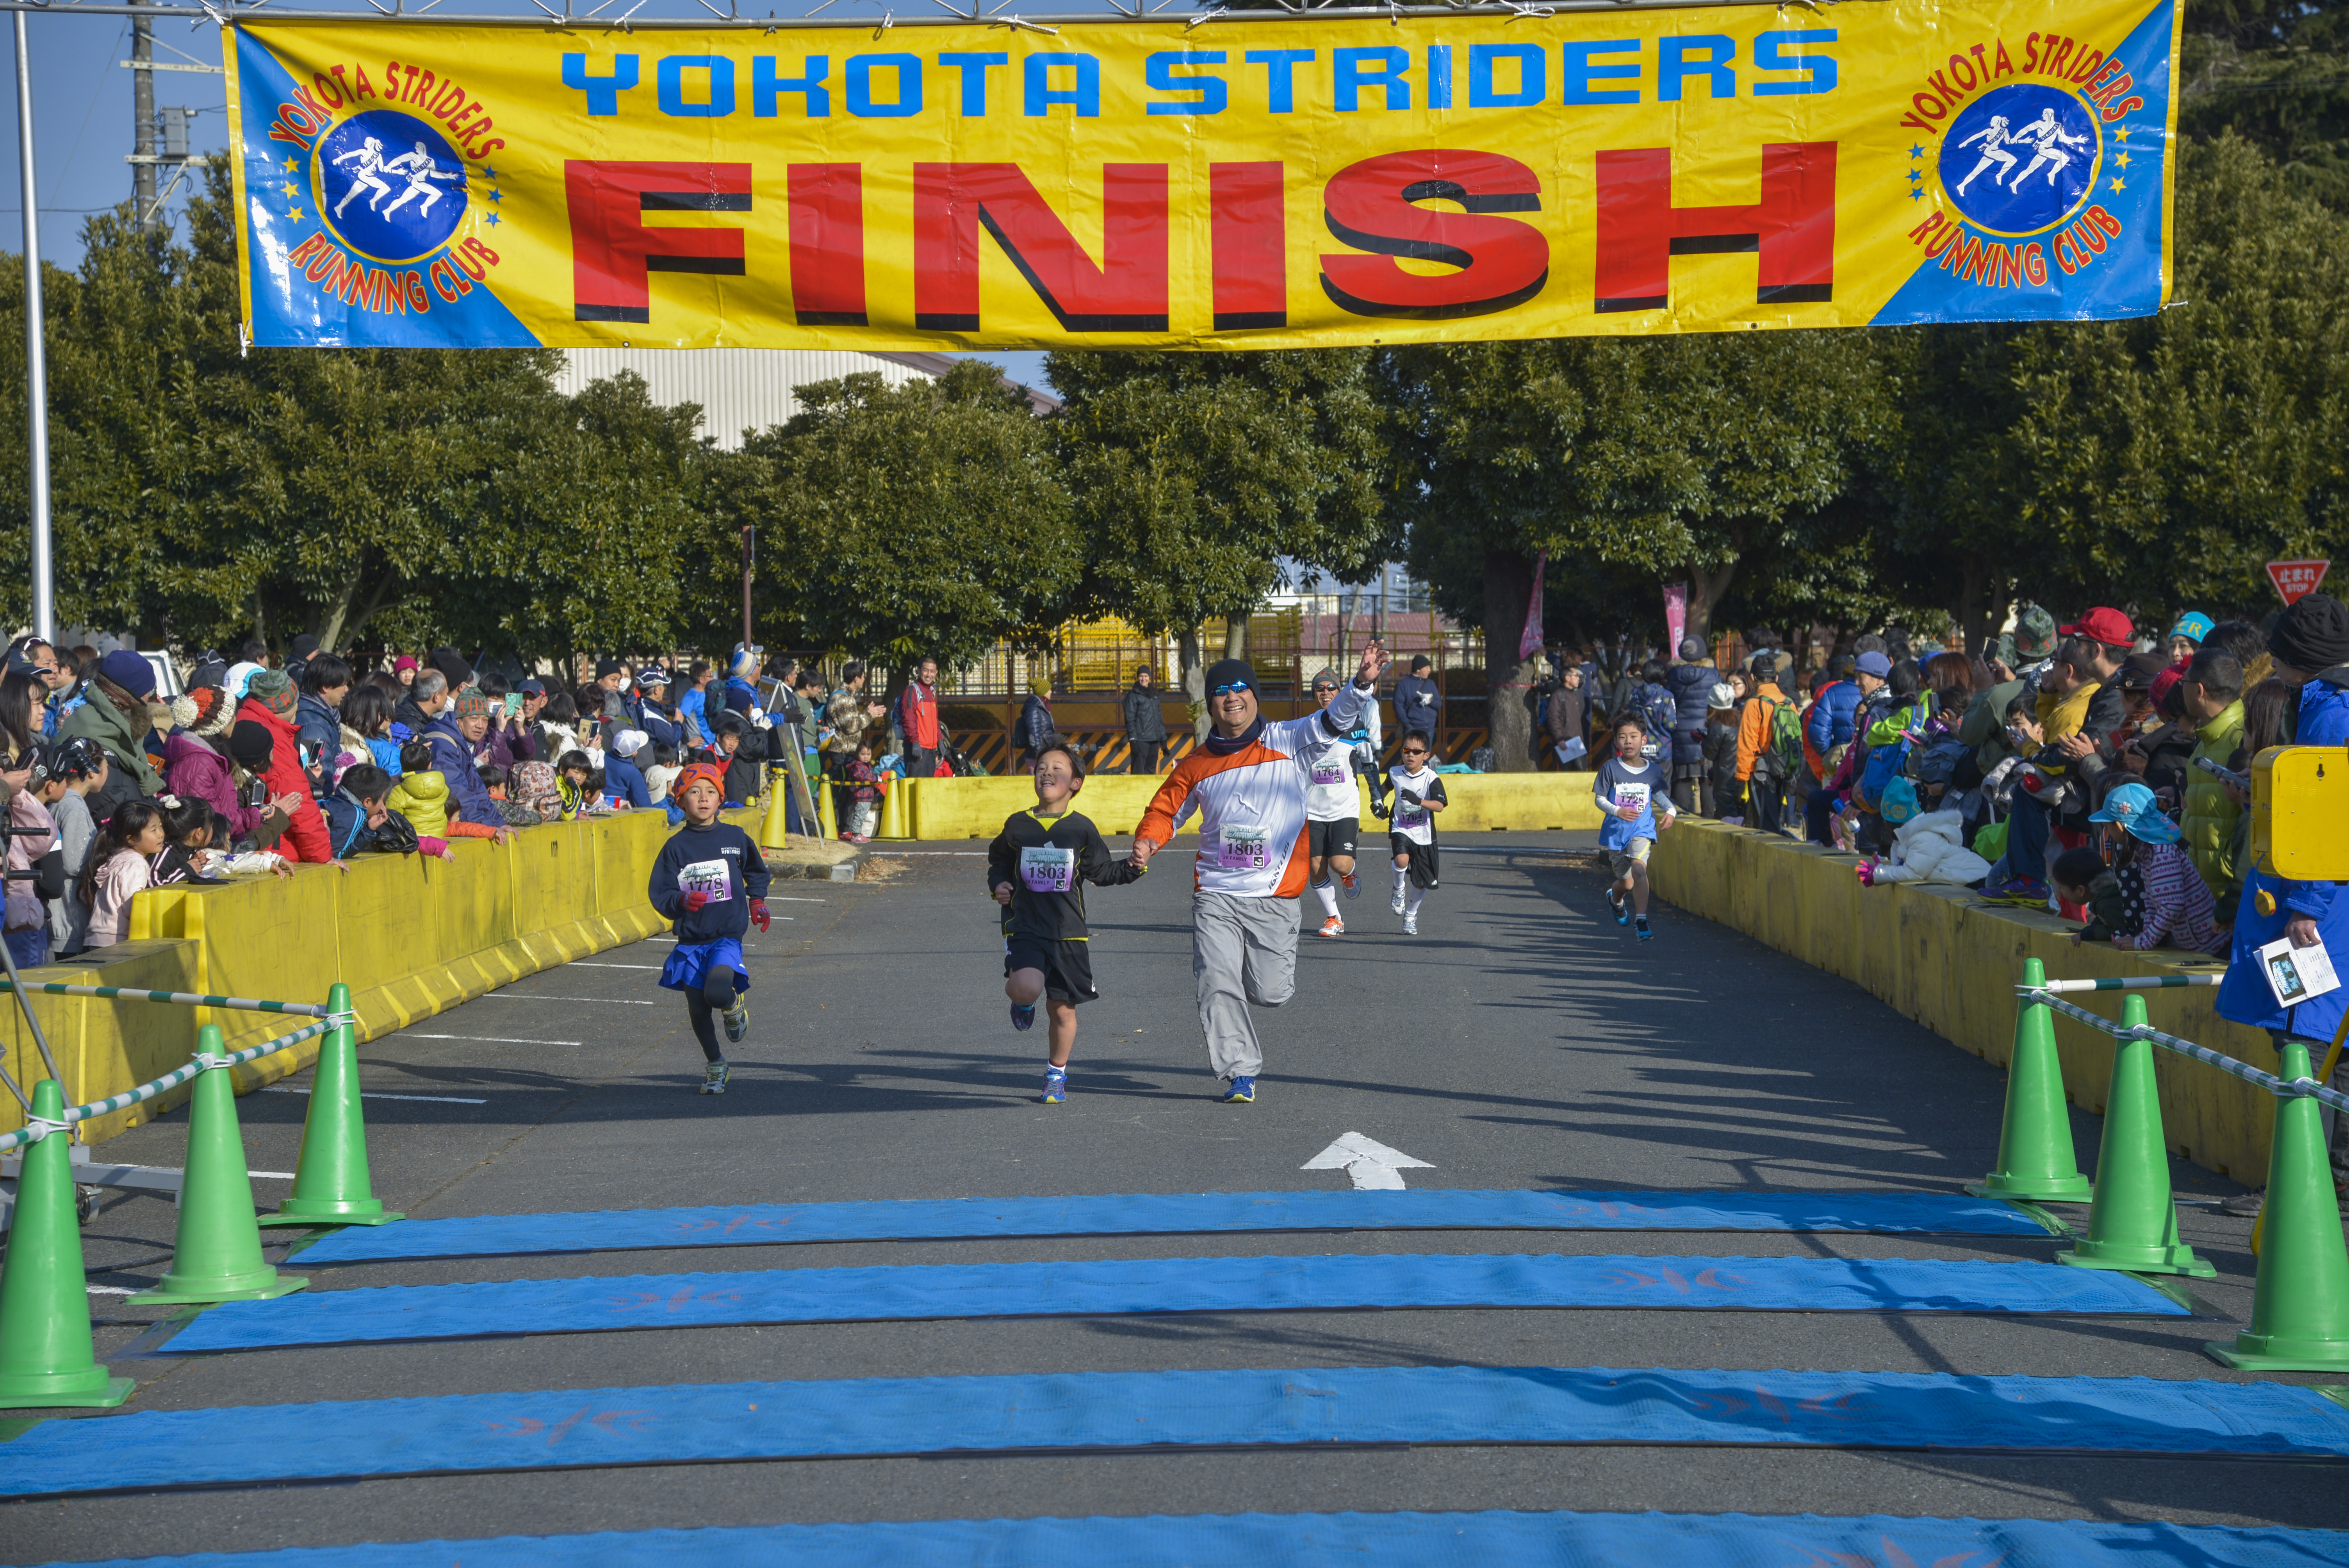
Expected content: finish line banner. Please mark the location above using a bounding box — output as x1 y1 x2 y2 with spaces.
225 0 2179 351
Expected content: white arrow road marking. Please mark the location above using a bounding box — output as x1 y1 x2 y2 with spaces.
1303 1131 1435 1191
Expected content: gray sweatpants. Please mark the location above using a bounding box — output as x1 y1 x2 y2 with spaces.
1193 890 1300 1080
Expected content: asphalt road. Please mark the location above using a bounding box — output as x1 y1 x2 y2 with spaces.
4 829 2333 1563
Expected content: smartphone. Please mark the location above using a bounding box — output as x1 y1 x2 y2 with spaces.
504 693 524 718
2194 755 2250 791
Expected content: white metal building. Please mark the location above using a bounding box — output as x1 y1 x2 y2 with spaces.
551 349 1057 450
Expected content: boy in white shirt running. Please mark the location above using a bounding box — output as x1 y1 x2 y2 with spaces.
1301 667 1383 937
1382 731 1447 935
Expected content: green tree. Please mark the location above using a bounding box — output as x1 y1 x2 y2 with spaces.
1380 331 1890 768
1048 349 1392 724
718 362 1077 671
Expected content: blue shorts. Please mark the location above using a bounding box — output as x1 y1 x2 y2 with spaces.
660 937 748 994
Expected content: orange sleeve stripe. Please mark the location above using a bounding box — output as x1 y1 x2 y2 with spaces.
1135 755 1205 847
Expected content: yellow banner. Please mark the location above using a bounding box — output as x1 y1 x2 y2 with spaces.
227 0 2179 350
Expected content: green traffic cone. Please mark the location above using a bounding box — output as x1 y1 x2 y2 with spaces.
261 984 401 1228
2206 1037 2349 1372
1968 958 2093 1202
130 1027 307 1306
2058 995 2214 1278
0 1080 132 1408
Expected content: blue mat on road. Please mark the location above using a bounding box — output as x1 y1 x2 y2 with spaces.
161 1253 2181 1354
41 1510 2349 1568
291 1189 2052 1267
6 1367 2344 1499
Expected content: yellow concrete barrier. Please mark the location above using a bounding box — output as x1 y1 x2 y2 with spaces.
904 771 1602 840
1648 820 2268 1181
0 806 757 1146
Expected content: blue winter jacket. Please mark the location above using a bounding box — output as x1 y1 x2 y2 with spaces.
604 752 654 809
419 713 507 829
296 693 341 785
1666 663 1715 767
2217 677 2349 1041
1805 679 1862 757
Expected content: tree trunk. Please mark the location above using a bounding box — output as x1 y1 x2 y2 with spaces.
1482 549 1541 773
1952 556 2011 661
1682 558 1739 648
1221 616 1248 660
1180 628 1208 743
316 558 371 653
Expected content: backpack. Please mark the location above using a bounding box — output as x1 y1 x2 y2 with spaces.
1750 694 1803 783
1638 685 1678 753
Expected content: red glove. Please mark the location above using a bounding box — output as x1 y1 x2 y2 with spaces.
750 898 770 933
681 889 710 914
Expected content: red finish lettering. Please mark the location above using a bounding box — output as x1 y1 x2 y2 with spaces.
912 162 1169 333
1593 141 1836 311
564 160 751 325
787 163 868 327
1209 161 1286 331
1319 150 1546 321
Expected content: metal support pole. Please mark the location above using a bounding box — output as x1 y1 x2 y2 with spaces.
14 10 51 643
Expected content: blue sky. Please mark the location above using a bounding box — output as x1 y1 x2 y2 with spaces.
0 0 1055 391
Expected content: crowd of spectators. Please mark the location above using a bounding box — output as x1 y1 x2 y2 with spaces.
1543 596 2349 1210
0 635 928 968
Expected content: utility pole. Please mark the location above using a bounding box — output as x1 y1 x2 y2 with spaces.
129 12 156 229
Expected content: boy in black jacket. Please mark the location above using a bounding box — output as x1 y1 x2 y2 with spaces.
649 763 773 1095
987 739 1144 1104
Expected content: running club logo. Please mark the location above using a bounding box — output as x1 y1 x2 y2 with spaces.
314 110 469 265
1938 84 2099 237
1899 30 2147 293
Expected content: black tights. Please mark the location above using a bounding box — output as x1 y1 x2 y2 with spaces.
684 964 741 1062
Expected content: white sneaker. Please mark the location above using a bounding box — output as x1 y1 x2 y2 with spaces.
1390 886 1408 915
1403 912 1419 936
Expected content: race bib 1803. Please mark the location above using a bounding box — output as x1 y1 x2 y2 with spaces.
1217 825 1271 871
1019 845 1077 894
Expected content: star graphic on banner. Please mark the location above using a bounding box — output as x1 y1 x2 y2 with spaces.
1907 169 1922 185
288 207 305 221
2116 127 2131 143
283 156 299 172
2111 177 2127 191
1910 188 1924 201
281 182 297 199
1908 144 1924 159
480 164 498 180
2115 152 2132 169
486 211 503 226
486 187 503 203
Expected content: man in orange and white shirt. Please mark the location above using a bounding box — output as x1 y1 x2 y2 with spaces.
1131 640 1393 1102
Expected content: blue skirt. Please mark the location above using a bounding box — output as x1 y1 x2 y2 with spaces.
660 937 748 994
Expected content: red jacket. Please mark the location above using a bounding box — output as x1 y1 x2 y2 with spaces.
895 681 939 751
234 697 331 863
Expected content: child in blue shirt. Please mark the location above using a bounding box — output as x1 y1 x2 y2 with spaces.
1593 716 1677 941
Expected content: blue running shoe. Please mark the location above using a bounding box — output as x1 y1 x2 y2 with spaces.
1980 875 2051 907
1011 1002 1036 1032
1220 1075 1256 1103
1042 1066 1067 1104
1609 888 1631 927
1636 915 1653 943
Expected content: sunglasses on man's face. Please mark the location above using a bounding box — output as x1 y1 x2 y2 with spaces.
1210 681 1252 697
